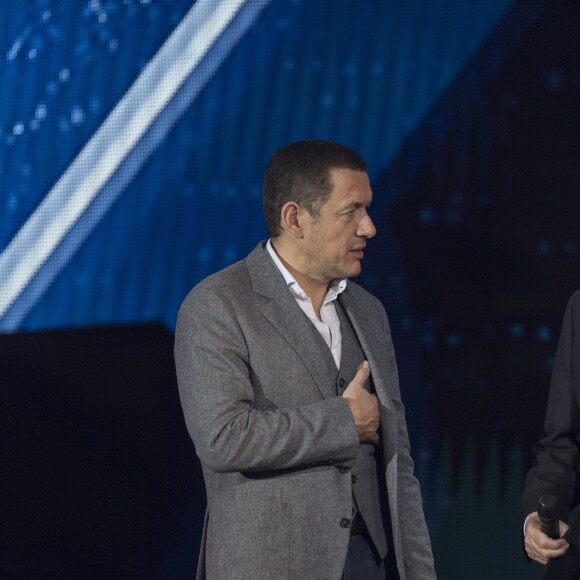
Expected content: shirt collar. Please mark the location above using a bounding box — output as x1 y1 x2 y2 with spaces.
266 239 347 303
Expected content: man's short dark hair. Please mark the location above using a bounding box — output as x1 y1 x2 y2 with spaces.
262 140 367 237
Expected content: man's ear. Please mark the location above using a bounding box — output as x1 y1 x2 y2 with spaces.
279 201 304 239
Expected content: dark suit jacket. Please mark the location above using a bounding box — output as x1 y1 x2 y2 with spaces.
522 290 580 524
174 242 435 580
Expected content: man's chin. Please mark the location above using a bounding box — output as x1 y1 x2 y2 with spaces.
341 263 362 279
318 261 361 281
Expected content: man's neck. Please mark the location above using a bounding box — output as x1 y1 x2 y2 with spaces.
270 238 328 318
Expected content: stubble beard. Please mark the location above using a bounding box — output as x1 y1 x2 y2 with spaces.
304 253 361 283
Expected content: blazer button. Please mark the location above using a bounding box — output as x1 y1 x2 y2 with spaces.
340 517 351 529
339 378 347 390
338 466 350 474
351 474 358 484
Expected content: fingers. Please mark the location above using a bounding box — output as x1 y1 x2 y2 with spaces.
341 361 370 398
526 543 568 566
524 515 570 564
357 393 380 444
352 360 370 387
342 361 380 444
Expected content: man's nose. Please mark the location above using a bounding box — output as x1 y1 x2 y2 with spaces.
358 213 376 239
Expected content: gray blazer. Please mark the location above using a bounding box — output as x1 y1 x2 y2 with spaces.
175 242 436 580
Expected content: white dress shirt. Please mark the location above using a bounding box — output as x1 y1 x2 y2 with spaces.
266 239 347 368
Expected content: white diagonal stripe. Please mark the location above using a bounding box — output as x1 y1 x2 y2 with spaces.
0 0 269 323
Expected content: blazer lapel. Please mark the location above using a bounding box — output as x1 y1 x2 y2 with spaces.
338 287 399 465
337 288 393 411
245 243 337 399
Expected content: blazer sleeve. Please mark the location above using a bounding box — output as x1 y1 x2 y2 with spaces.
521 290 580 524
174 284 360 474
379 306 436 579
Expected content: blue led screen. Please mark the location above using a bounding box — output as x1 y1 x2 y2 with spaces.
2 0 521 332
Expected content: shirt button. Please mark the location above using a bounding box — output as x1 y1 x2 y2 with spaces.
338 466 350 474
340 518 351 529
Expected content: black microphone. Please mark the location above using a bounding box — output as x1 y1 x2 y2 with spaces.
538 494 560 540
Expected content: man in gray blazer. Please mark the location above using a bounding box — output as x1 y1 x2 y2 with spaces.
174 140 436 579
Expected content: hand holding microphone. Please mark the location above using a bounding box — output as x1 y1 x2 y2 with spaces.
523 494 569 565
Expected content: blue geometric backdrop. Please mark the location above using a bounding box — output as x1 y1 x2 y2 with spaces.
1 0 532 332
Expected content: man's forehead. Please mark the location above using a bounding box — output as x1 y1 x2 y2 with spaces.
327 168 372 200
